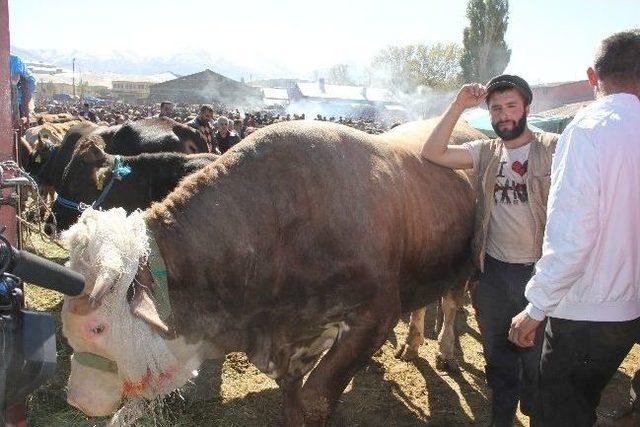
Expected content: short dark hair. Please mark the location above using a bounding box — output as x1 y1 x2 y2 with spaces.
160 101 173 108
199 104 214 114
595 29 640 83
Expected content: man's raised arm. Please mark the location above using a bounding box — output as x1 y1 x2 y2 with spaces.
421 83 487 170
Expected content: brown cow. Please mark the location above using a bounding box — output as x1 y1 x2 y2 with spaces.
23 120 82 147
35 112 77 124
61 119 476 425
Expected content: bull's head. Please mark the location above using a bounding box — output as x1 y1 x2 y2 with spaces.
22 135 54 178
49 138 112 233
61 208 201 416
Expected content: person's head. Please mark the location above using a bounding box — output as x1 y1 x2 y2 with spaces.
587 29 640 98
159 101 174 116
485 74 532 141
83 102 90 110
198 104 214 123
216 116 229 135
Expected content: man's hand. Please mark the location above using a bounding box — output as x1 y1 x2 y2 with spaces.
508 310 542 348
453 83 488 110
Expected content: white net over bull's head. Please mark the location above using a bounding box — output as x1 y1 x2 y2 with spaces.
61 208 199 414
63 207 148 301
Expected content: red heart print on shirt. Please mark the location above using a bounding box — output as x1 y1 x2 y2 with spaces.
512 160 528 177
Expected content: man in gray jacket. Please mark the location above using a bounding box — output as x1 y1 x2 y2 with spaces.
509 29 640 427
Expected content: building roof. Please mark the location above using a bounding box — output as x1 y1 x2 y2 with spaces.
532 80 589 89
149 69 261 104
249 78 309 88
152 69 236 87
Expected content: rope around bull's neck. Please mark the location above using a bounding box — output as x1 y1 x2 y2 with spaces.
53 155 132 212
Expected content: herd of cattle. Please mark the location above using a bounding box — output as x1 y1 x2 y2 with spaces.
21 113 488 425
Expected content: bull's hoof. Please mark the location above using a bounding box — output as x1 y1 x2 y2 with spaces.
395 343 419 361
435 353 458 371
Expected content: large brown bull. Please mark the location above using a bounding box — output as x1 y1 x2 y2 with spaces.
61 119 476 425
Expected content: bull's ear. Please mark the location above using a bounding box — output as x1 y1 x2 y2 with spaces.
94 166 110 191
65 294 95 315
129 283 169 334
84 141 107 164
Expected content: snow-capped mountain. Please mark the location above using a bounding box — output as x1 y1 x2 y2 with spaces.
10 46 296 81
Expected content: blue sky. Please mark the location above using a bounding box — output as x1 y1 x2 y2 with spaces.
8 0 640 83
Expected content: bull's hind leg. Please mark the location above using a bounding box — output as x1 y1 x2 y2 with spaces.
297 300 399 426
395 307 425 361
435 283 466 371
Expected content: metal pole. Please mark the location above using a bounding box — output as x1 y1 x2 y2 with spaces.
1 2 27 425
72 57 75 98
0 0 16 244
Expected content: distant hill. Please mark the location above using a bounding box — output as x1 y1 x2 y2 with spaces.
10 46 296 81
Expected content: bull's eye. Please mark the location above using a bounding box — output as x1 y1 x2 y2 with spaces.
91 324 106 335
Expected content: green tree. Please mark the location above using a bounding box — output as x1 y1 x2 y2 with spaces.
460 0 511 83
372 42 463 92
327 64 355 85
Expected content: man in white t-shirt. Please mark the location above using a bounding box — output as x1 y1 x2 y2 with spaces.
421 75 558 426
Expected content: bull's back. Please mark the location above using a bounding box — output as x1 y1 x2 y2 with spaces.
149 121 474 321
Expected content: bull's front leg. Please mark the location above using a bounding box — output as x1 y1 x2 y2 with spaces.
295 296 399 426
395 307 425 361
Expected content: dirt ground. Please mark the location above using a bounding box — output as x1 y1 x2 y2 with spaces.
22 231 640 426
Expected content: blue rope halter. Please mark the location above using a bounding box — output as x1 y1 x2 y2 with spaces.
54 155 132 212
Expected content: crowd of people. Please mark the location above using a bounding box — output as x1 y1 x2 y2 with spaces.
32 98 391 144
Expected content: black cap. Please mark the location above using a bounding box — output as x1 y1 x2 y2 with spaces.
486 74 533 105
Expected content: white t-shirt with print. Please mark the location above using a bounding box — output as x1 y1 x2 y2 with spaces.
463 140 538 264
